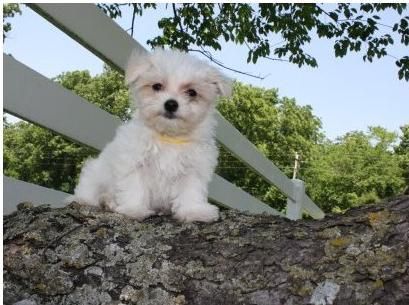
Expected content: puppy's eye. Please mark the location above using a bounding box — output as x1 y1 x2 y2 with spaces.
152 83 162 91
186 89 197 97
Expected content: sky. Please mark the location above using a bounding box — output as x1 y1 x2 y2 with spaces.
3 4 409 140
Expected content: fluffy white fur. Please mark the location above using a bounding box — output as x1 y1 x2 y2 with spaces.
67 49 232 222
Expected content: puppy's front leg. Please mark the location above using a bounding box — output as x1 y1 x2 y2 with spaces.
113 173 154 221
172 175 219 223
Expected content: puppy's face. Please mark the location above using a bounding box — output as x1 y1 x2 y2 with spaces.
126 50 232 136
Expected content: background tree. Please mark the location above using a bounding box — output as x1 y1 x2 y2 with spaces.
98 3 409 80
53 67 131 121
3 3 21 41
216 83 322 210
396 124 409 192
4 122 95 193
303 127 406 212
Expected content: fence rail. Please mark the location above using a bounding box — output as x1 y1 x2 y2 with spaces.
3 176 69 215
3 3 324 220
3 54 119 151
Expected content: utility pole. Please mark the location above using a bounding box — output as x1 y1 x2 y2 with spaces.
292 152 300 179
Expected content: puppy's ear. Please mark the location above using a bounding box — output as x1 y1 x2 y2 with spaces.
209 69 233 99
125 48 151 86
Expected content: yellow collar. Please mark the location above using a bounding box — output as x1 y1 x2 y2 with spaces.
156 133 190 145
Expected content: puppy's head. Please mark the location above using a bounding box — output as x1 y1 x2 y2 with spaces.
125 49 232 136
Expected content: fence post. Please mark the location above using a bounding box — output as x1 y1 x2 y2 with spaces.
286 179 305 220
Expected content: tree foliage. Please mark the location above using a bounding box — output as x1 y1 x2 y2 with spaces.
3 121 95 193
303 127 406 212
395 124 409 190
3 3 21 41
99 3 409 80
53 67 131 121
216 83 322 210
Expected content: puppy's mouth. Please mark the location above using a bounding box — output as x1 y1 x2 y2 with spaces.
162 112 178 120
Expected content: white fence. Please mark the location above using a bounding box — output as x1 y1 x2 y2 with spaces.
3 3 324 220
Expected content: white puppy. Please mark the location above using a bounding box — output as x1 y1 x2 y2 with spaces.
68 49 232 222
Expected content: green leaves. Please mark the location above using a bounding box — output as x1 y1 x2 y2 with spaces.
3 121 97 193
395 125 409 188
3 3 21 41
97 3 156 19
303 127 406 212
53 66 131 121
396 56 409 81
99 3 409 81
216 83 323 210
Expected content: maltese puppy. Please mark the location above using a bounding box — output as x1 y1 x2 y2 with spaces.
68 49 232 222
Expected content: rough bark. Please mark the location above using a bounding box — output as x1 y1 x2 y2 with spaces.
3 196 409 305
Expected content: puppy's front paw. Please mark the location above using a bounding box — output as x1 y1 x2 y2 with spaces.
174 204 219 223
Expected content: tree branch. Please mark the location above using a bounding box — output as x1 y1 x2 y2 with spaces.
4 196 409 304
172 3 185 33
130 4 137 37
317 5 395 31
244 41 289 63
188 48 269 80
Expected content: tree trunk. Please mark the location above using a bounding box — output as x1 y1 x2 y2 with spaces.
3 196 409 305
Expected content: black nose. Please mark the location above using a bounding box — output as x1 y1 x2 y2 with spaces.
164 99 179 113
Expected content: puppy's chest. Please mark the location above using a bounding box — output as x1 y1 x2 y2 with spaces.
141 145 195 179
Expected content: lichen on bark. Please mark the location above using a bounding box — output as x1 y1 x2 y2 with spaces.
3 196 409 305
